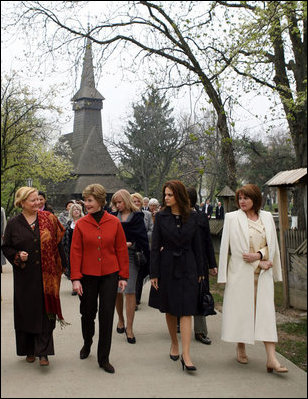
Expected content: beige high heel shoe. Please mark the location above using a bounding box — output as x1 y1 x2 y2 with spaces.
266 362 288 373
236 344 248 364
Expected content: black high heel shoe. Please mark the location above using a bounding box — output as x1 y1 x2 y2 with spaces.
170 354 179 361
125 328 136 344
180 355 197 371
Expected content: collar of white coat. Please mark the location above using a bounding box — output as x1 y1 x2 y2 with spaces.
237 209 273 257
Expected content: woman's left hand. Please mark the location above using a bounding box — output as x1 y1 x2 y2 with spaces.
259 260 273 270
243 252 261 263
118 280 127 292
209 268 218 276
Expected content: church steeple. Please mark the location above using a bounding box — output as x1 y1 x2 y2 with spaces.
72 37 104 102
71 37 105 155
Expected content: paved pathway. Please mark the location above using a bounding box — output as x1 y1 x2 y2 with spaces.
1 262 307 398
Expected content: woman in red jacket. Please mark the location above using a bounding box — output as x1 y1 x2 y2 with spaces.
70 184 129 374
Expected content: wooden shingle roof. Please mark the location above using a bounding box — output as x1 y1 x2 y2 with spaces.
216 185 235 197
265 168 307 187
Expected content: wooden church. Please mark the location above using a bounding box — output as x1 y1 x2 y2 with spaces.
50 38 131 209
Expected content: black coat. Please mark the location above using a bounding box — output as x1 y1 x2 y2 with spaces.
148 207 203 316
194 207 217 292
2 214 45 333
215 205 224 220
202 203 213 218
112 211 150 261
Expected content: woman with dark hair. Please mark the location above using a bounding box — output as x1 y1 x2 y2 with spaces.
218 184 288 373
37 191 54 214
149 180 203 372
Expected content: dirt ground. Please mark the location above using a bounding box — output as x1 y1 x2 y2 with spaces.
275 307 307 324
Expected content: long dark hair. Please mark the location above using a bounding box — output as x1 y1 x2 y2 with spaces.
162 180 191 222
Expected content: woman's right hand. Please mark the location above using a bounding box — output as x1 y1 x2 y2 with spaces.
19 251 28 262
72 280 83 296
151 278 159 290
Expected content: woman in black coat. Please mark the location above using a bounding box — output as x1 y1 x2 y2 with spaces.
149 180 203 372
2 187 66 367
111 189 150 344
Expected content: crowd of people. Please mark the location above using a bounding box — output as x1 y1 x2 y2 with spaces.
1 181 288 375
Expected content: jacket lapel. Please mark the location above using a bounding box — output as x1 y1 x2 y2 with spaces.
259 211 274 259
237 209 250 252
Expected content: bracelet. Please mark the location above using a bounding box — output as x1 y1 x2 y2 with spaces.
257 251 263 260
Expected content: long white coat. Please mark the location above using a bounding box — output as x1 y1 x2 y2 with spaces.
218 209 282 344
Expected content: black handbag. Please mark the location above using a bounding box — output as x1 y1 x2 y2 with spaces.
197 279 216 316
134 250 147 268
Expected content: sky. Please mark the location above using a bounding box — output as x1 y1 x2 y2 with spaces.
1 1 285 143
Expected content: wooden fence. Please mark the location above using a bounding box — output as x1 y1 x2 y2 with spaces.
284 229 307 310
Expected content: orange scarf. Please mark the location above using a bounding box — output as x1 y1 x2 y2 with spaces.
37 211 65 321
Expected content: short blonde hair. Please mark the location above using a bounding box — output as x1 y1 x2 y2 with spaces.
82 184 106 207
111 189 139 212
68 203 84 219
131 192 143 203
14 187 38 208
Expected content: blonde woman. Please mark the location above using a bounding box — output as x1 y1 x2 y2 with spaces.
131 192 153 244
111 189 150 344
131 192 153 309
62 203 84 292
2 187 66 367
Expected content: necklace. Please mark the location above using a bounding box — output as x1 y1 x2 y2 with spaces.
22 212 37 226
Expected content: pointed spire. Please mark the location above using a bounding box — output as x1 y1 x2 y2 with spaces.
72 37 104 101
80 37 96 89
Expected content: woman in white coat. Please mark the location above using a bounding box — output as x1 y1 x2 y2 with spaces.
218 184 288 373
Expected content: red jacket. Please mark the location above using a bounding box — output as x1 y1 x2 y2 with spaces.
70 212 129 280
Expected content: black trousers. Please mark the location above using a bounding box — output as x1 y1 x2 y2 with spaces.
135 262 149 305
79 272 118 365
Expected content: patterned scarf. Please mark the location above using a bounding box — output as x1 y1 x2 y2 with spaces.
37 211 66 323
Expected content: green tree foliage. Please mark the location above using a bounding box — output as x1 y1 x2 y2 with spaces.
1 74 74 215
235 132 296 204
215 0 306 227
4 1 237 190
217 0 307 169
116 87 184 198
175 111 226 203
